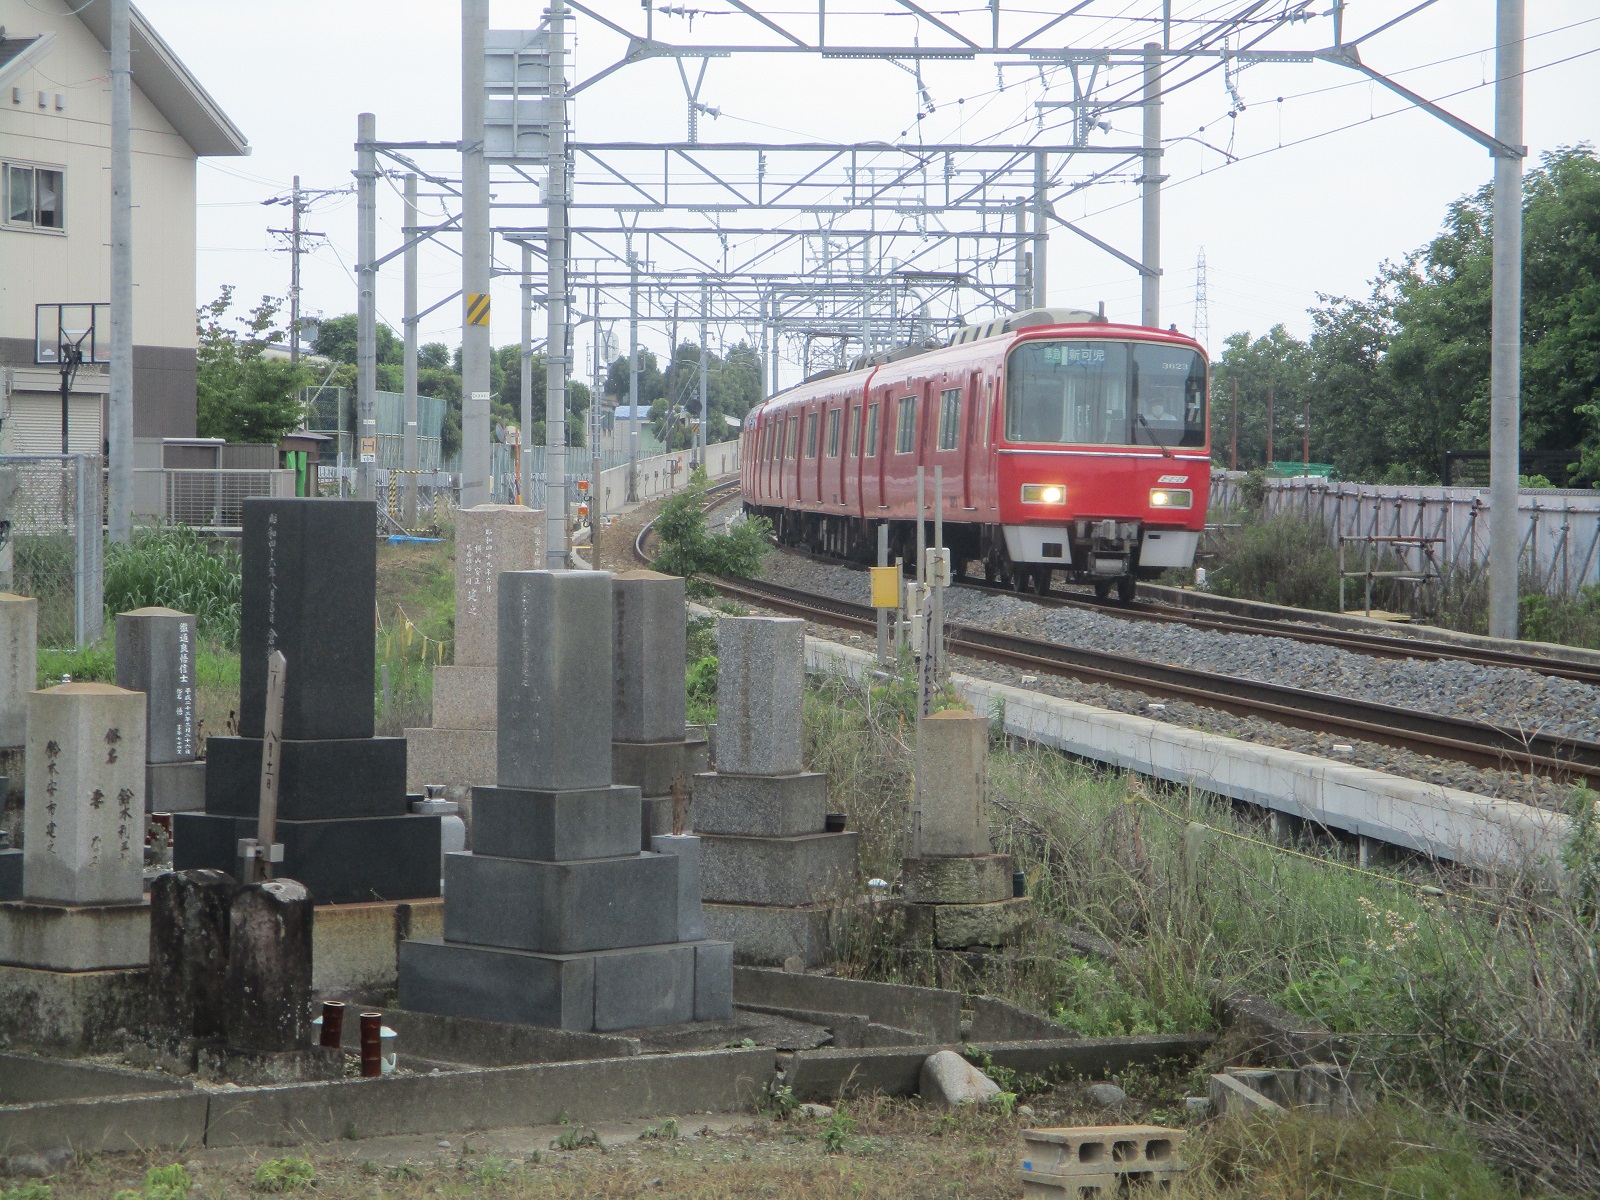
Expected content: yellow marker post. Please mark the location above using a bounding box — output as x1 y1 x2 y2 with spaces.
870 565 901 609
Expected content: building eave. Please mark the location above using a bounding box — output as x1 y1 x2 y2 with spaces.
76 1 249 157
0 31 58 91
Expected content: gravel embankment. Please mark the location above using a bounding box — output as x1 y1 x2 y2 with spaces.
757 549 1589 810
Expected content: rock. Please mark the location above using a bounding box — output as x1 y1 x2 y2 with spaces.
782 955 805 973
1017 1104 1036 1117
799 1103 835 1120
1083 1082 1129 1107
919 1050 1002 1108
5 1148 72 1177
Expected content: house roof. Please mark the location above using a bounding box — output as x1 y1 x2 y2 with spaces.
14 2 248 157
0 30 56 86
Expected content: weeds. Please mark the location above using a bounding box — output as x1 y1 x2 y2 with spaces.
112 1165 189 1200
2 1186 52 1200
105 526 243 646
550 1128 602 1152
756 1081 801 1120
250 1158 314 1192
819 1105 858 1154
639 1118 679 1142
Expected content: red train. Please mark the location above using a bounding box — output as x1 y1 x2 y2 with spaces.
740 307 1210 600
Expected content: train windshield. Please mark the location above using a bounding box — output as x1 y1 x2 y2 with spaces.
1004 340 1206 449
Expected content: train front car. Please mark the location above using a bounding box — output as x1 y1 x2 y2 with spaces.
994 323 1209 600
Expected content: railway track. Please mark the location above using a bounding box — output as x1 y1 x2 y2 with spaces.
709 573 1600 787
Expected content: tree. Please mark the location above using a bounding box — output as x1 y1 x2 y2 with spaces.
195 288 310 443
652 467 771 597
1209 325 1311 470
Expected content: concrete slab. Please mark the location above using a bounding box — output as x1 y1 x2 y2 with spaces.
0 962 150 1053
805 638 1571 873
0 1052 187 1103
0 1091 209 1157
732 966 961 1043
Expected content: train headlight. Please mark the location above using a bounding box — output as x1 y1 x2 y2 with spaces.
1021 484 1065 505
1149 488 1193 509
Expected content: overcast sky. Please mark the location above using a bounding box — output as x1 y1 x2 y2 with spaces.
118 0 1600 390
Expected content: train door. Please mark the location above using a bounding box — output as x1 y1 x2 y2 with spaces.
843 399 862 513
865 385 888 512
961 370 979 509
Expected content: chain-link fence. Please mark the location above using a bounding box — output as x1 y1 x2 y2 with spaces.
0 454 103 648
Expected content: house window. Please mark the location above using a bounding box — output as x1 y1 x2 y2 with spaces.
3 162 64 230
937 387 961 451
804 411 819 459
864 403 880 458
825 408 841 457
895 396 917 454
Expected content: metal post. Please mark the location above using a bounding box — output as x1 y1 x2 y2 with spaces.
544 0 570 566
932 465 944 681
356 113 378 503
402 173 420 526
1302 401 1310 472
1265 383 1274 468
520 244 535 508
627 247 640 503
1488 0 1524 639
461 0 493 508
876 523 889 666
1141 42 1162 327
590 280 603 515
107 0 133 543
73 455 103 647
698 277 709 466
1031 153 1048 309
289 177 302 365
1230 378 1238 471
1014 196 1028 311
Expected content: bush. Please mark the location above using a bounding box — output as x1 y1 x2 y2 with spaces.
652 467 771 597
105 526 242 646
1205 510 1342 610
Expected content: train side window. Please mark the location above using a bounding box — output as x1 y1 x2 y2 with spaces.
937 387 961 451
895 397 917 454
847 406 861 456
864 402 880 457
784 415 796 459
804 411 819 459
825 408 841 457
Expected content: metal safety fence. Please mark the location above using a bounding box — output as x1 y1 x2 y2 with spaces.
0 454 102 648
136 468 295 532
1210 473 1600 599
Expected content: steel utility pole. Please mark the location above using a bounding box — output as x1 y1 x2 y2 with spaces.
698 277 709 466
289 177 301 364
1141 42 1162 327
1031 153 1048 309
590 280 602 514
107 0 132 543
520 245 535 509
355 112 378 502
402 173 420 526
1488 0 1524 640
627 246 640 502
461 0 493 508
544 0 570 564
1013 196 1028 310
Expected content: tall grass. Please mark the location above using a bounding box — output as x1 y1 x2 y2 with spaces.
805 664 1600 1195
105 526 242 646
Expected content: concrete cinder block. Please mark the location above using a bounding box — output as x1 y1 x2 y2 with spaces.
699 830 858 907
471 785 643 863
1209 1071 1287 1118
900 853 1013 904
430 665 497 731
917 709 992 856
703 901 835 968
498 571 614 792
23 683 147 905
1019 1124 1188 1177
612 571 688 744
715 618 804 776
0 900 150 970
692 771 827 837
405 726 498 793
0 594 38 750
442 851 679 954
115 608 199 765
454 505 544 667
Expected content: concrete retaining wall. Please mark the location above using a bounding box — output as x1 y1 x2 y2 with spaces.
596 441 739 521
804 638 1571 875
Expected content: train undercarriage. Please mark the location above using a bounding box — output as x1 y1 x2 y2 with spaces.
749 504 1162 603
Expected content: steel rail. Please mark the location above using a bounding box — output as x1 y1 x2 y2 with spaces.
710 573 1600 786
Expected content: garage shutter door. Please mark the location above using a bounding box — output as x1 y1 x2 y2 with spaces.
4 391 103 455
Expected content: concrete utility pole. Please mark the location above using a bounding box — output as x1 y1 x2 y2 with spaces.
698 277 709 466
544 0 570 565
520 244 535 509
402 173 420 526
1013 196 1028 310
355 112 378 502
461 0 493 508
1031 153 1048 309
1488 0 1524 640
627 246 640 502
1141 42 1162 327
590 280 602 513
107 0 132 543
288 178 303 365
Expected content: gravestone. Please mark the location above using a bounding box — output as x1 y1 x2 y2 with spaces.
116 607 205 813
147 868 238 1065
896 709 1031 950
697 617 859 967
0 683 151 1050
399 569 734 1031
0 594 37 750
610 570 710 845
173 499 441 904
406 505 543 804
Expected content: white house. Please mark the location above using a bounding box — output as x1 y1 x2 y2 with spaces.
0 0 247 457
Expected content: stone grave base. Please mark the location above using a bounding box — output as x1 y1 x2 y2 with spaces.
0 899 150 970
613 737 710 799
901 854 1014 904
202 736 408 819
431 664 496 731
312 897 445 1000
197 1043 344 1086
0 847 20 901
703 901 836 968
641 795 675 849
147 760 206 813
173 811 442 905
398 937 734 1032
405 726 496 796
693 770 828 838
0 962 149 1052
700 830 859 908
895 897 1035 950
